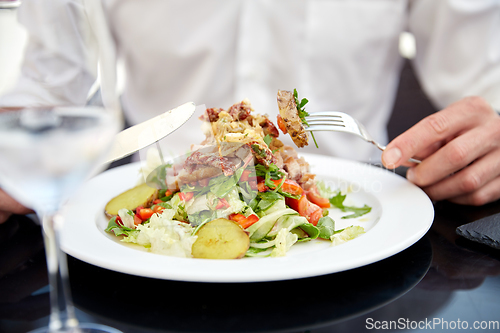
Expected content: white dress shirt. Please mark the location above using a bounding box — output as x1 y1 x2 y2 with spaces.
2 0 500 162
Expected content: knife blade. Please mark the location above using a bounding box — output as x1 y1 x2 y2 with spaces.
104 101 196 164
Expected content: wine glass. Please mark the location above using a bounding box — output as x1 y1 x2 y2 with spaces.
0 1 122 332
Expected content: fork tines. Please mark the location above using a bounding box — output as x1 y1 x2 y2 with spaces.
304 111 346 131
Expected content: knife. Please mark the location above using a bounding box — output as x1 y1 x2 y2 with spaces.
104 102 196 164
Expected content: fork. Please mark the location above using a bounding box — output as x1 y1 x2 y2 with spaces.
304 111 421 164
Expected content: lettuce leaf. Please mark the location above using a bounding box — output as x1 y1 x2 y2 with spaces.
271 228 298 257
105 216 139 237
123 210 197 258
316 216 336 239
245 247 272 257
330 226 365 246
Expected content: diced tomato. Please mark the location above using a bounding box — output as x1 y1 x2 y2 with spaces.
229 213 259 229
133 214 143 225
115 216 123 226
229 213 244 222
240 169 251 182
134 206 145 221
241 169 258 183
178 192 194 201
271 179 303 196
306 205 323 226
159 190 174 201
285 197 298 211
153 205 165 214
240 170 257 190
215 198 230 210
138 208 154 221
277 115 287 134
239 214 259 229
285 194 306 213
153 199 163 205
286 195 323 226
306 186 331 208
258 178 304 197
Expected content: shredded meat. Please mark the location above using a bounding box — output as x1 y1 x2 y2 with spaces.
184 151 241 176
227 101 251 121
247 141 276 167
283 156 302 181
177 166 223 185
277 90 309 148
259 116 279 137
177 97 321 193
201 107 223 122
274 145 313 187
200 100 252 123
299 173 316 191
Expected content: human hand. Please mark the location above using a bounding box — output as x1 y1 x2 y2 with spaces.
382 96 500 206
0 188 33 223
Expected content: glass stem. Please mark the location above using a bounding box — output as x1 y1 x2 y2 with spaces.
42 213 79 331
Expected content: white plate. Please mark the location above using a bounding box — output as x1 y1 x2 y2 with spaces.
60 153 434 282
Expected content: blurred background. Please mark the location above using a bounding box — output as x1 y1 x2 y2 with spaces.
0 3 26 97
0 2 437 142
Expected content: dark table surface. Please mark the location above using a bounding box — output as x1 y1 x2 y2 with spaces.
1 165 500 333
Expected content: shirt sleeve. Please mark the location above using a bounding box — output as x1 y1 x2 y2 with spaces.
0 0 98 107
409 0 500 110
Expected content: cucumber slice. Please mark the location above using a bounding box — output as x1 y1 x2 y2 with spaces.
247 208 296 242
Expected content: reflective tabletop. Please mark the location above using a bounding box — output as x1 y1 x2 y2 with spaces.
1 168 500 333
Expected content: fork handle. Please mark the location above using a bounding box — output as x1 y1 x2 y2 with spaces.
375 143 421 164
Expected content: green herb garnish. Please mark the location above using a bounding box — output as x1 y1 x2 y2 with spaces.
329 192 372 219
254 163 300 199
293 89 318 148
263 134 272 147
251 144 267 159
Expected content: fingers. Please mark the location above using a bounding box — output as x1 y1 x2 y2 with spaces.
382 96 496 169
407 141 445 164
448 175 500 206
0 211 13 224
382 96 500 206
407 118 500 187
0 189 33 217
421 146 500 203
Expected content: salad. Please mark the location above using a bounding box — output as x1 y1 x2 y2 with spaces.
104 93 370 259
